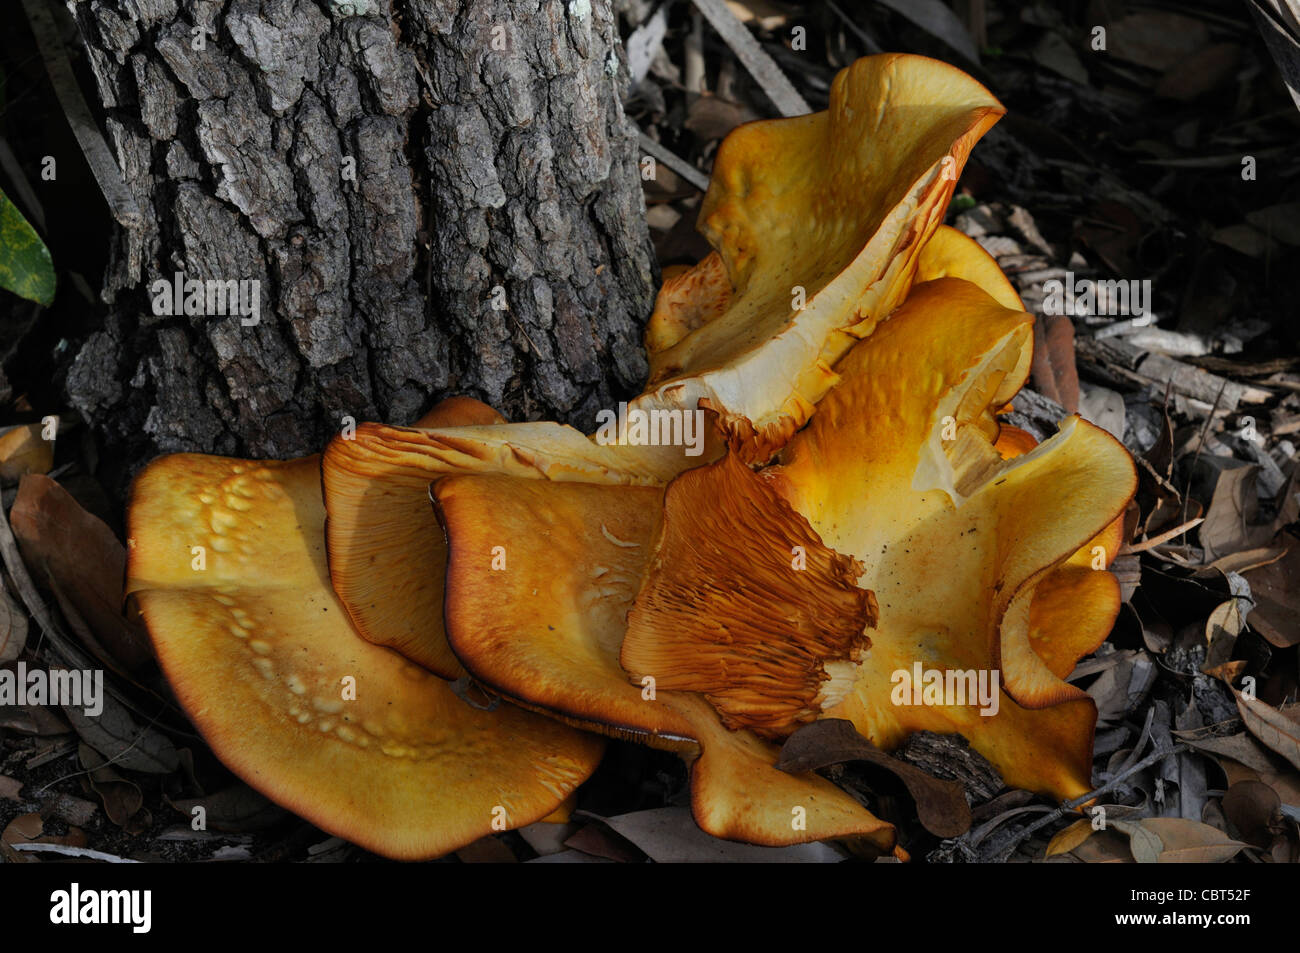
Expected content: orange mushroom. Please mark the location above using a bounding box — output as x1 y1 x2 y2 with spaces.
120 51 1137 859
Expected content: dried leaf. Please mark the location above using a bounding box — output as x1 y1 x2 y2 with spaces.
1155 43 1241 101
0 579 27 663
1030 313 1079 413
455 836 518 863
1246 203 1300 246
1233 691 1300 771
596 807 846 862
0 424 52 486
1242 543 1300 647
563 822 646 863
1108 12 1210 70
1138 817 1248 862
1177 730 1278 772
10 473 152 671
0 812 85 864
78 743 149 834
776 719 971 837
1045 818 1094 857
62 693 180 775
684 96 754 143
169 783 286 833
1199 462 1276 562
0 703 70 736
1112 819 1165 863
1221 780 1283 847
1067 828 1134 863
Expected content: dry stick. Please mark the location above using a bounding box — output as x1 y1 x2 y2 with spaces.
689 0 811 117
637 131 711 192
21 0 143 230
979 742 1190 861
1122 517 1206 554
11 843 140 863
826 0 884 54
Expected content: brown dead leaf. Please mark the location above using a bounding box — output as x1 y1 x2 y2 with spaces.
0 578 27 663
10 474 152 671
563 822 646 863
1242 542 1300 647
455 835 519 863
1066 828 1134 863
1108 12 1210 70
1045 818 1095 857
1199 462 1277 562
0 811 86 863
1112 819 1165 863
1138 817 1249 862
776 719 971 837
0 424 53 485
1155 43 1241 101
1221 780 1283 847
1030 313 1079 413
62 689 179 774
78 743 150 834
592 807 846 862
169 783 286 833
0 774 22 800
684 95 756 143
0 702 70 736
1234 691 1300 771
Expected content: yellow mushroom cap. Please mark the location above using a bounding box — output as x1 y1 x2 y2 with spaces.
126 453 604 859
626 278 1136 801
323 413 716 678
432 474 895 850
636 53 1006 461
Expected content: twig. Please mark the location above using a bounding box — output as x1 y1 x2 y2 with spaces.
1121 517 1205 554
980 743 1189 860
689 0 811 117
20 0 143 230
11 842 140 863
826 0 884 54
637 131 711 191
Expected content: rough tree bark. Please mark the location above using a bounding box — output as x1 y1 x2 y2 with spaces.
64 0 656 474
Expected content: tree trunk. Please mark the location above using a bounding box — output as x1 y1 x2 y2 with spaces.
64 0 656 477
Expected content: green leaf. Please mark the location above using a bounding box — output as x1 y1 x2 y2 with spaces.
0 185 55 306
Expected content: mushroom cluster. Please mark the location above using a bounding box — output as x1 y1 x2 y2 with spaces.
125 54 1137 860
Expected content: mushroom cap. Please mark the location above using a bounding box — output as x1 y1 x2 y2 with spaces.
434 475 698 747
635 54 1005 461
127 453 604 859
432 475 895 849
625 277 1136 801
914 224 1025 311
322 416 709 678
763 277 1137 798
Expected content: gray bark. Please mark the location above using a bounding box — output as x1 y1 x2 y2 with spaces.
64 0 656 469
